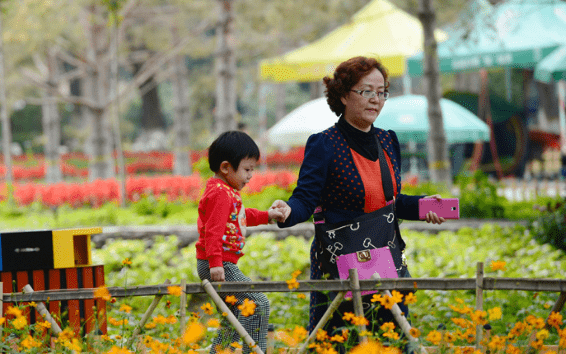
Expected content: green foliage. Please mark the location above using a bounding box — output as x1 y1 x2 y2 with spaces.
92 233 312 327
400 181 451 198
131 195 183 218
529 199 566 252
242 185 294 211
192 156 214 180
455 171 506 218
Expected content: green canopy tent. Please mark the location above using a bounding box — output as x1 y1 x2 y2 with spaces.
407 0 566 76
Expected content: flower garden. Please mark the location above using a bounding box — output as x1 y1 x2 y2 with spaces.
0 152 564 353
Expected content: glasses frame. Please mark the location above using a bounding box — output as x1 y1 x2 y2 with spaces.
351 90 389 100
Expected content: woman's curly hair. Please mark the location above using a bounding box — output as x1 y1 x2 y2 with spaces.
323 56 389 117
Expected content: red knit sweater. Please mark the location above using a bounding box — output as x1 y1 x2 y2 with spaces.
195 178 269 268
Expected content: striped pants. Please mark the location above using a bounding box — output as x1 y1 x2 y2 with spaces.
197 260 270 354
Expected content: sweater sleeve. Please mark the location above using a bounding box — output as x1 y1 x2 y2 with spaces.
278 133 333 228
244 208 269 226
202 189 233 268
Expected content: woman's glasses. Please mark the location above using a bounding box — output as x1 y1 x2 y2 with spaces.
351 90 389 100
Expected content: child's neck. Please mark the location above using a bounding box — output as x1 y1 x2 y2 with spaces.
213 173 230 186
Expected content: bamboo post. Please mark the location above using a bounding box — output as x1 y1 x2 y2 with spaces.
22 284 62 334
180 278 187 335
349 268 368 343
202 279 264 354
370 274 426 354
545 292 566 330
297 291 346 354
126 279 171 348
475 262 484 350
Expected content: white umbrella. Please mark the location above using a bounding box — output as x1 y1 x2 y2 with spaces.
267 95 489 147
267 97 339 147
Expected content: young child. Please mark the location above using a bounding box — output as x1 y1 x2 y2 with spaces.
196 131 287 354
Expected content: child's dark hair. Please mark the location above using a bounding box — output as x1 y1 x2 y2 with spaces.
208 131 260 172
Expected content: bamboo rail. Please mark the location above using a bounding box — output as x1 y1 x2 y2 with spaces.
3 277 566 303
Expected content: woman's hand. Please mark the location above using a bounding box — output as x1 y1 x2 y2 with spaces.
270 200 291 222
423 194 446 225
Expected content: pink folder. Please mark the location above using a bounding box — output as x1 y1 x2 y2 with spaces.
336 246 398 299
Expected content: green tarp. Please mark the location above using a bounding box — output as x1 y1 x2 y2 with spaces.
407 0 566 76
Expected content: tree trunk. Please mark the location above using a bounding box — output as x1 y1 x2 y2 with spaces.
84 5 114 181
214 0 237 135
0 14 12 192
418 0 450 184
43 48 62 184
171 26 192 176
132 59 166 132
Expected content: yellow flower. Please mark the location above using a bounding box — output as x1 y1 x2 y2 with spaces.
426 330 442 345
343 312 356 321
452 317 472 328
371 291 403 310
119 304 132 313
28 302 37 308
181 322 205 345
6 306 23 317
168 286 182 297
291 270 302 278
230 342 242 348
115 335 123 340
166 315 177 324
383 331 400 340
20 335 42 349
106 345 134 354
548 311 563 329
0 317 5 326
276 331 299 347
207 318 221 328
380 322 396 332
536 329 549 341
12 316 28 330
488 307 502 321
444 332 456 343
316 329 328 342
330 334 345 343
94 286 111 301
490 260 507 271
101 334 113 342
297 293 306 299
351 315 369 326
237 298 256 317
505 344 522 354
487 335 506 351
470 310 488 326
409 328 421 338
530 339 544 350
350 340 401 354
122 258 132 266
526 315 545 329
450 304 473 315
201 302 214 315
225 295 237 305
286 278 300 290
144 322 157 329
404 292 417 305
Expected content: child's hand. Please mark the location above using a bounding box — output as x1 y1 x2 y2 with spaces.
268 207 285 224
269 200 291 223
210 267 225 282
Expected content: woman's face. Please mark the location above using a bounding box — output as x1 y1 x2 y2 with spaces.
340 68 386 132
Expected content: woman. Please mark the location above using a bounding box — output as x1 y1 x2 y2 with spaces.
275 56 445 340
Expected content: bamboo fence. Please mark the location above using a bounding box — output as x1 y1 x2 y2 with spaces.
1 262 565 354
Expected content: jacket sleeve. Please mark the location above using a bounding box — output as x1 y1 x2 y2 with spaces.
202 189 233 268
389 130 425 221
278 133 333 228
244 208 269 227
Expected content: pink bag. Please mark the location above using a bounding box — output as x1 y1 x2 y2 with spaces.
336 246 398 299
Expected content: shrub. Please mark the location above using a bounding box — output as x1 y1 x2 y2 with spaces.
529 198 566 252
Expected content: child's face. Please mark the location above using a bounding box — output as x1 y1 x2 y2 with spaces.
224 157 257 191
